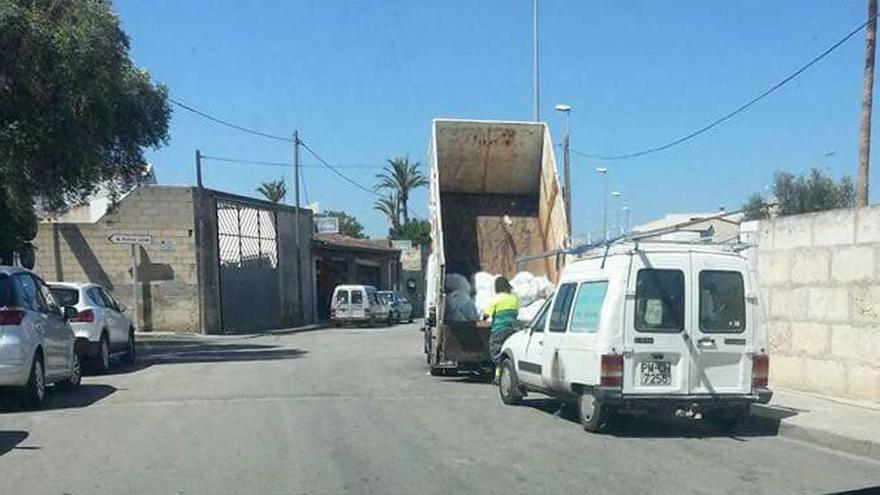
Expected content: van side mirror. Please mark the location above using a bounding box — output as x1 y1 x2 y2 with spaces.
62 306 78 321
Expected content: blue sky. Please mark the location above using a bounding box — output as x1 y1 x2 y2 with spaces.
115 1 876 238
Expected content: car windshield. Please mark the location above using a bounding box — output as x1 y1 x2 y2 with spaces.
378 292 395 303
50 287 79 307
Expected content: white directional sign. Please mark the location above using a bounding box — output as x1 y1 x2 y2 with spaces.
108 233 152 245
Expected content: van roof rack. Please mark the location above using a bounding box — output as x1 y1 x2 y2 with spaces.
515 209 751 268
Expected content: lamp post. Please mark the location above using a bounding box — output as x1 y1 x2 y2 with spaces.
610 191 622 236
622 206 631 235
596 167 608 240
555 104 572 239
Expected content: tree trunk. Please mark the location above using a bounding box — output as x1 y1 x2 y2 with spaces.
401 192 409 224
858 0 877 207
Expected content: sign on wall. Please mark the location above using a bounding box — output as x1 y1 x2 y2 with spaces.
315 217 339 234
108 233 152 245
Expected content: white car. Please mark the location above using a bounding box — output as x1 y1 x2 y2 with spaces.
0 266 82 408
48 282 135 373
498 242 771 432
330 285 392 326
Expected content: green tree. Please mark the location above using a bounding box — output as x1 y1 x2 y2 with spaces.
318 210 366 239
373 193 400 233
393 219 431 244
374 156 427 224
0 0 170 263
742 168 855 221
256 179 286 203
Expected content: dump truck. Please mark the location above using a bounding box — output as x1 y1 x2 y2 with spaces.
423 119 569 376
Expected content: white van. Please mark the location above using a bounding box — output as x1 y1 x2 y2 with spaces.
330 285 391 326
498 242 771 432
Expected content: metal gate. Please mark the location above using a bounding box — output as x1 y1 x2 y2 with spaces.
216 198 280 332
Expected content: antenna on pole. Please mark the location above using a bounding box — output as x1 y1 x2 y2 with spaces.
532 0 540 122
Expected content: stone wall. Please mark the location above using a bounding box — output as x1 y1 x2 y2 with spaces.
753 207 880 402
34 186 200 333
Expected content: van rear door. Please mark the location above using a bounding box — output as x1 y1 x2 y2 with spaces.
689 254 752 395
622 252 691 395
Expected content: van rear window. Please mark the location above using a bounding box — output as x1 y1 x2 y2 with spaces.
0 275 14 306
635 269 684 333
699 271 745 333
351 291 364 304
335 290 349 305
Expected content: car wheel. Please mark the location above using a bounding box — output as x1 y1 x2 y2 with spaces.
57 352 82 391
577 389 607 433
93 333 110 374
21 355 46 409
122 328 136 365
499 359 523 405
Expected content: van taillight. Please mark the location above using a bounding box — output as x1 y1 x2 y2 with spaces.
0 308 25 325
752 354 769 388
71 309 94 323
600 354 624 387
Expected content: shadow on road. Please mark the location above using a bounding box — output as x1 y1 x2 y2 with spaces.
0 431 29 456
521 397 782 439
89 338 310 377
0 384 116 414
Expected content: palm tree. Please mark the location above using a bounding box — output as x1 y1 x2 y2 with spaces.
256 179 287 203
373 193 400 233
374 156 427 224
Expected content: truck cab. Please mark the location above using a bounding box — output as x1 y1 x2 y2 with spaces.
499 242 771 432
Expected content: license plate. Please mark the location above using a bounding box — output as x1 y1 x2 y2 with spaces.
640 361 671 386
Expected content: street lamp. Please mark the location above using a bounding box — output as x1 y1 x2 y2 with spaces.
555 104 572 239
622 206 631 235
596 168 608 240
610 191 622 236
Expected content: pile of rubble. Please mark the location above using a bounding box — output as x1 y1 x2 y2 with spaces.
444 271 554 323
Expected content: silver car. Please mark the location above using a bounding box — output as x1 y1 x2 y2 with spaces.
0 266 82 408
378 290 413 323
49 282 136 373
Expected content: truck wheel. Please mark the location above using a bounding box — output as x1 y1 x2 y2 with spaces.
499 359 522 405
429 366 443 376
577 389 606 433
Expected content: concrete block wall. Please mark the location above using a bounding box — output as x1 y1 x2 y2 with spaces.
33 186 200 333
754 207 880 402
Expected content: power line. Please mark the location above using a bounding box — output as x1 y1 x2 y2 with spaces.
169 97 293 142
201 155 382 169
300 141 382 197
571 13 879 161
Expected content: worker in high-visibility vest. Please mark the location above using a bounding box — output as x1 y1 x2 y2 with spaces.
482 276 519 383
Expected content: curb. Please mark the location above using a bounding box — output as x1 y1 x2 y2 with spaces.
751 404 880 462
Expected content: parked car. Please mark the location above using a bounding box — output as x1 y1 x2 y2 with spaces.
330 285 391 326
378 290 413 323
497 242 772 433
0 266 82 408
48 282 136 373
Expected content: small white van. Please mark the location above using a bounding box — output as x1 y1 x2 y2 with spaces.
330 285 391 326
498 241 771 432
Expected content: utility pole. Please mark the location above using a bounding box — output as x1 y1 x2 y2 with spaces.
858 0 877 207
195 149 203 188
532 0 540 122
596 168 608 240
293 131 304 323
555 104 572 240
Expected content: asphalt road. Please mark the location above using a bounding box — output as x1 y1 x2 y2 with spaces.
1 322 878 495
